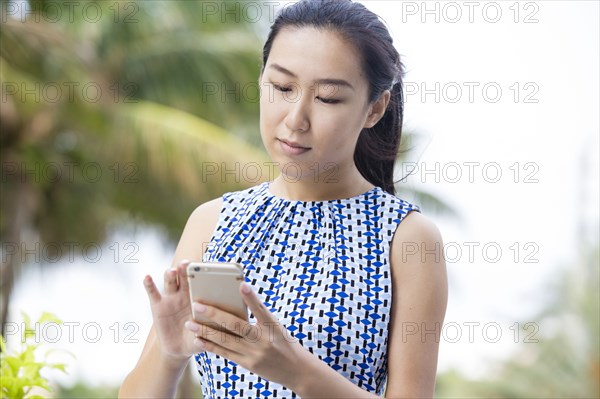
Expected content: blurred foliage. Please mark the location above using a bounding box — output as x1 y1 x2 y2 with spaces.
1 0 268 242
435 244 600 398
0 0 272 332
0 312 69 399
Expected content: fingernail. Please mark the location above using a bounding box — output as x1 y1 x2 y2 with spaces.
241 283 251 294
185 321 199 332
194 303 207 313
180 259 190 265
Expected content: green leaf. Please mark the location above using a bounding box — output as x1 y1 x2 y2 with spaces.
5 356 22 374
0 335 7 353
2 375 25 399
37 312 62 325
0 311 74 399
19 344 37 364
28 376 50 391
48 363 67 373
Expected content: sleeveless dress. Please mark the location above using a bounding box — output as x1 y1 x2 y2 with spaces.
195 181 420 398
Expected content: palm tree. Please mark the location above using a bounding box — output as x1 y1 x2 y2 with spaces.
0 0 271 335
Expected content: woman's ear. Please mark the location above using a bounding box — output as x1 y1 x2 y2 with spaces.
363 90 391 128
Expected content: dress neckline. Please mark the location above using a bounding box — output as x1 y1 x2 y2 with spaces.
262 181 380 204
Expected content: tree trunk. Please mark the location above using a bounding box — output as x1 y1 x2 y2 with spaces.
0 178 25 340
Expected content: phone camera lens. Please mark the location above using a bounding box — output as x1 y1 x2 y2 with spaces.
194 267 200 272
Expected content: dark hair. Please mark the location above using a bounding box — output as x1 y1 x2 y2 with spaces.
261 0 404 195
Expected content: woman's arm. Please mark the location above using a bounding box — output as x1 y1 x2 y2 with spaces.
118 197 223 398
384 211 448 398
118 327 190 398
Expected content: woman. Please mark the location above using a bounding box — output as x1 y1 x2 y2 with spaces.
119 0 448 398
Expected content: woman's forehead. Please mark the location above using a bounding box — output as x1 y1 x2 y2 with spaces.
266 26 366 88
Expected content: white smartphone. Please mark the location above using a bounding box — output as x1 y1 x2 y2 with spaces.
186 262 248 325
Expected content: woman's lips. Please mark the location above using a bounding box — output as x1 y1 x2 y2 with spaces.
277 139 311 155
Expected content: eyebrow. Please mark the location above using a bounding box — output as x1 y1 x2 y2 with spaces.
268 63 355 91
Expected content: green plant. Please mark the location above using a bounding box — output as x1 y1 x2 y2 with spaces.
0 312 69 399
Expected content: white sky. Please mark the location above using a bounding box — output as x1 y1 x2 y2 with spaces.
6 0 600 390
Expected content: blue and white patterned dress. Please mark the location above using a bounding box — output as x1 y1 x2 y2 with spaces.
195 181 420 398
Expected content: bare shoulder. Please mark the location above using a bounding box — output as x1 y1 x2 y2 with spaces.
389 208 446 288
185 196 224 243
392 210 443 245
390 209 446 278
188 196 224 225
171 196 224 267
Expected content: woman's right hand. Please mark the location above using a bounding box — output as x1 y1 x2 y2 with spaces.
143 259 201 363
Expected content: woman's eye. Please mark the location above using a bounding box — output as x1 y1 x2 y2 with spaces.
272 84 291 92
317 97 340 104
270 82 340 104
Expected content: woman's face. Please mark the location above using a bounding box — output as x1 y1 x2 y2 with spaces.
259 26 386 183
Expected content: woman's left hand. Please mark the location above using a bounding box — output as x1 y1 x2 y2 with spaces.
184 282 310 388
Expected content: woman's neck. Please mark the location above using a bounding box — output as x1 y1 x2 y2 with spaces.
267 167 375 202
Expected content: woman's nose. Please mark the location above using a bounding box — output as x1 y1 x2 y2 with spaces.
284 95 310 133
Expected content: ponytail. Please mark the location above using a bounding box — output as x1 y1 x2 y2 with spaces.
354 81 403 195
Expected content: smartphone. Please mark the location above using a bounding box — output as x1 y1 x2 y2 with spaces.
187 262 248 325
